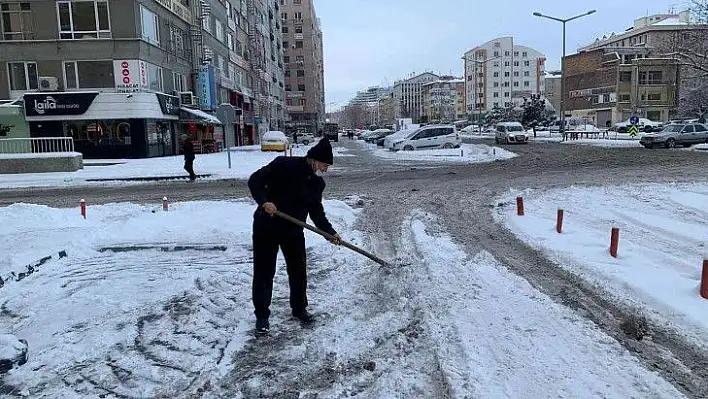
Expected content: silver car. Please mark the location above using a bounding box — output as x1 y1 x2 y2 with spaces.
640 123 708 149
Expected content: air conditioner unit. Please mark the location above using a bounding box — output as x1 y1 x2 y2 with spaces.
179 91 194 106
38 77 59 92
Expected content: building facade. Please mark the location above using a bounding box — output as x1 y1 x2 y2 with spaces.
564 10 707 124
281 0 324 134
349 86 392 105
0 0 284 158
543 71 562 116
421 76 466 123
462 37 545 118
393 72 438 123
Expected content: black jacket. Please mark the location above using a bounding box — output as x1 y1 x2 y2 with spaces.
248 156 337 236
183 140 195 161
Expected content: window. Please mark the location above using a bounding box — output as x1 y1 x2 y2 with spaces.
294 0 302 4
297 69 304 77
504 71 510 77
493 82 499 87
215 20 224 42
297 84 305 91
493 51 499 57
524 71 530 77
503 82 509 87
284 70 290 77
493 72 499 77
504 61 509 67
493 62 499 67
202 13 211 32
57 1 110 39
172 72 185 92
140 6 159 45
513 61 519 67
7 61 37 90
513 71 519 77
524 60 530 66
295 55 304 63
694 124 707 132
171 27 184 56
285 84 291 91
295 40 303 48
282 26 288 33
1 2 33 40
299 98 306 106
514 51 519 57
504 92 509 97
513 81 519 87
493 92 499 98
295 25 302 33
619 71 632 83
504 51 510 56
522 51 527 57
281 12 287 20
618 94 630 102
294 12 302 20
146 62 163 91
647 92 661 101
523 81 530 87
63 60 113 89
283 40 289 48
283 55 290 63
227 33 233 51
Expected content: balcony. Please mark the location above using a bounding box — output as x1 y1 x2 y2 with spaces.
287 105 305 112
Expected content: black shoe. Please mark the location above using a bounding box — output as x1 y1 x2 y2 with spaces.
292 310 315 324
255 318 270 335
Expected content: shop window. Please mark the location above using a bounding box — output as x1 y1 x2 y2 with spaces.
7 61 37 90
57 1 110 39
140 5 159 46
66 120 131 146
63 60 113 89
1 2 33 41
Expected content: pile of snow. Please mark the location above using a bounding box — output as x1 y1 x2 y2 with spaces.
0 142 351 189
495 183 708 347
366 143 516 163
0 334 28 374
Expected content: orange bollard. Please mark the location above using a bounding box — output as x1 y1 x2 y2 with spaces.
556 209 564 233
162 196 168 211
516 196 524 216
80 199 86 219
609 227 620 258
700 260 708 299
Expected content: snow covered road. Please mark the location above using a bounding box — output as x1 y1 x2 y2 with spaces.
0 198 690 397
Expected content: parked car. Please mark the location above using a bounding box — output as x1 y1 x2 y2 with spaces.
383 127 420 150
295 132 315 145
639 123 708 148
389 125 461 151
615 118 663 133
260 131 289 152
494 122 528 144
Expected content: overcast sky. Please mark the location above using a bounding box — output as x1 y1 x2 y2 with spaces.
314 0 691 111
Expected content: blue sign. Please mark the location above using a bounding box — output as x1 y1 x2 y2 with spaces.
630 115 639 125
196 65 217 111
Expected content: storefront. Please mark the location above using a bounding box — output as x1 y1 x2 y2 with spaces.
23 92 180 159
179 107 222 154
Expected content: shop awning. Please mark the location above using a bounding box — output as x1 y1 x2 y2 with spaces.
180 107 222 125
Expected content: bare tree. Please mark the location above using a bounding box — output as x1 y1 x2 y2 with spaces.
342 104 368 129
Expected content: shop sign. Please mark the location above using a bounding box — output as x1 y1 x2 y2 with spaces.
156 93 180 116
196 65 217 111
113 60 148 93
154 0 192 23
24 92 99 117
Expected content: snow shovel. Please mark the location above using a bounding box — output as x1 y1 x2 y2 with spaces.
274 210 391 267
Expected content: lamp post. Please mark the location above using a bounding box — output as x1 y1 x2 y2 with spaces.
533 9 596 139
462 54 501 124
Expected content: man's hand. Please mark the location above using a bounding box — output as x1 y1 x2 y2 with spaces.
263 202 277 216
329 234 342 245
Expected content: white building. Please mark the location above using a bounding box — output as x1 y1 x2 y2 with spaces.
462 37 546 117
393 72 439 123
349 86 392 106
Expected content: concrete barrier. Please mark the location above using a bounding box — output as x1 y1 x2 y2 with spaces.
0 152 83 174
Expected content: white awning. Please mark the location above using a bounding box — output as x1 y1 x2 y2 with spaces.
180 107 222 125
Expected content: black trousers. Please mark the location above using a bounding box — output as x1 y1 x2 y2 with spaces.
252 231 307 319
184 159 196 180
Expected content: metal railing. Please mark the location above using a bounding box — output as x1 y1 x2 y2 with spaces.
0 137 75 154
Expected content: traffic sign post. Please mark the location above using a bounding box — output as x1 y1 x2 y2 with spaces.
628 124 639 137
216 103 237 169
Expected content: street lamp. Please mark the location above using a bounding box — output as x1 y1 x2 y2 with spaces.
461 54 501 124
533 9 595 139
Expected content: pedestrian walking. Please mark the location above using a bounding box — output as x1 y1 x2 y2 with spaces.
247 137 341 335
181 134 196 181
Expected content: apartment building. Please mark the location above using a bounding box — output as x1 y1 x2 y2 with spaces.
420 76 466 123
393 72 438 123
281 0 324 134
350 86 392 106
564 10 707 124
462 37 545 118
0 0 285 157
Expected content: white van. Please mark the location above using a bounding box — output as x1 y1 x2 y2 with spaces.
494 122 528 144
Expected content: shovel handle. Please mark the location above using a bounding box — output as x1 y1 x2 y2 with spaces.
273 210 390 267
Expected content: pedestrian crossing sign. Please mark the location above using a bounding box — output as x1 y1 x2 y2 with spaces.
628 124 639 137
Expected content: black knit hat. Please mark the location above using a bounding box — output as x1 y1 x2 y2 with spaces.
307 137 334 165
